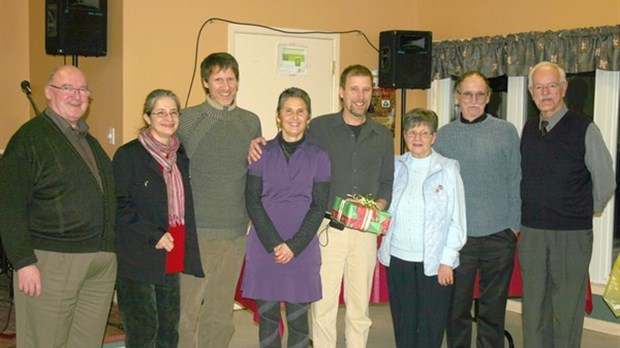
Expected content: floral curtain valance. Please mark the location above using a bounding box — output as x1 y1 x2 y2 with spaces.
432 25 620 80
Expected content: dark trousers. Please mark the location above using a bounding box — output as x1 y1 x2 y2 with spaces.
447 229 516 348
386 257 452 348
116 274 180 348
519 227 592 348
257 300 309 348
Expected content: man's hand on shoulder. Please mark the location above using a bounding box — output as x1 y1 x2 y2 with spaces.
248 137 267 164
17 264 42 297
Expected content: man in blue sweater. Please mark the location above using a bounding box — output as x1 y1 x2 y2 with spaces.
520 61 615 348
434 71 521 348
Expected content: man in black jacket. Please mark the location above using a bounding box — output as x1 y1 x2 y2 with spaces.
0 65 117 348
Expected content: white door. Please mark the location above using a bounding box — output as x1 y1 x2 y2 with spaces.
229 24 340 139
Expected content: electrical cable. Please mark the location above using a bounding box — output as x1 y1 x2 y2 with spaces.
0 299 14 339
184 17 378 107
0 273 14 339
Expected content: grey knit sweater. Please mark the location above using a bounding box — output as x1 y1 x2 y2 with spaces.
178 97 261 240
433 115 521 237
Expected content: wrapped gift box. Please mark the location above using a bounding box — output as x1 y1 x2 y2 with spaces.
331 195 392 235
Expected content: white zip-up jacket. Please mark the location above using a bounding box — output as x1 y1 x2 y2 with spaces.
378 150 467 276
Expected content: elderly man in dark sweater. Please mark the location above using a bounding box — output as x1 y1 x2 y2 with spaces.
177 52 261 348
520 61 615 348
0 65 117 348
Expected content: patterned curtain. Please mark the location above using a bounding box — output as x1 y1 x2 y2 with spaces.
432 25 620 80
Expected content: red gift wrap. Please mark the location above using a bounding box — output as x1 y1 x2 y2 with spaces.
331 195 391 235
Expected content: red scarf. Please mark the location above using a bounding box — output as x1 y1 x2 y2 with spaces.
138 129 185 227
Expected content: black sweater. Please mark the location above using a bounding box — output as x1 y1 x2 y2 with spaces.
521 110 593 230
0 112 116 270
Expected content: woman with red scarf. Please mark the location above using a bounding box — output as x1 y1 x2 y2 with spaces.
113 89 204 347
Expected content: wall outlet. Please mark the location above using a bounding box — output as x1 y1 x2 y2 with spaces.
107 127 115 145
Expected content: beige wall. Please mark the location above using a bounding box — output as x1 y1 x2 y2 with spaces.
0 1 123 155
120 0 417 148
1 0 618 154
417 0 618 39
0 2 30 149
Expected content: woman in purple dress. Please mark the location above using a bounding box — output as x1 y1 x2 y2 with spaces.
243 87 331 347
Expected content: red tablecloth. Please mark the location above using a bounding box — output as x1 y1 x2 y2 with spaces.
234 237 391 323
234 236 593 321
235 259 390 328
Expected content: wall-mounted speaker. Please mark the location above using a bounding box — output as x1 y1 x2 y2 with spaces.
379 30 432 89
46 0 107 57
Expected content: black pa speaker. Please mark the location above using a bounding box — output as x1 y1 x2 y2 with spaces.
46 0 107 57
379 30 432 89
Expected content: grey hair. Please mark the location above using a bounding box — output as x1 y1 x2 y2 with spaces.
143 89 180 115
453 71 492 94
528 61 567 88
276 87 312 116
403 108 439 134
46 65 85 85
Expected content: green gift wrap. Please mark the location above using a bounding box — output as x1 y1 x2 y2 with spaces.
603 254 620 317
331 195 392 235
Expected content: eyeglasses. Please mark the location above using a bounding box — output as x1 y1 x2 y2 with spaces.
49 84 91 96
457 91 488 101
151 110 180 119
404 130 433 139
531 82 562 93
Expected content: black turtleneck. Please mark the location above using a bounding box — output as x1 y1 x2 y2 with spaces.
459 113 487 124
279 134 306 162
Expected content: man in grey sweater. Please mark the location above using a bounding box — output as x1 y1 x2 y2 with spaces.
177 52 261 348
434 71 521 348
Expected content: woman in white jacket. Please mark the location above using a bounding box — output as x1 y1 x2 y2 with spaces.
378 108 467 348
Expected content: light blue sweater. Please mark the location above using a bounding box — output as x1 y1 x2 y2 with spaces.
389 154 429 262
378 151 467 276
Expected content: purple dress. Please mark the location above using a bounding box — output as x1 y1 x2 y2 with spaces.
242 137 330 303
